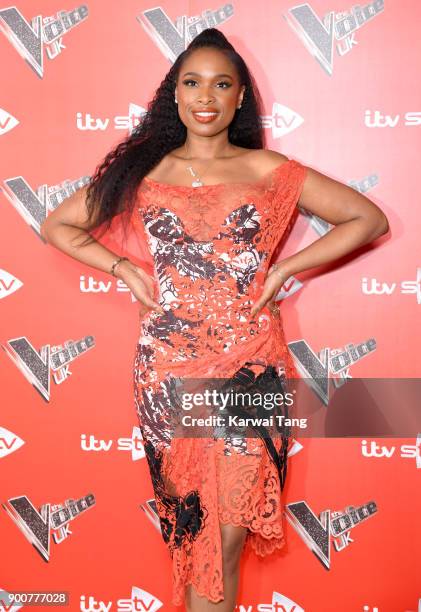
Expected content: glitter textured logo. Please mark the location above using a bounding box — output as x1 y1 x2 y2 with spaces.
284 1 384 75
2 335 96 401
0 5 88 78
137 4 234 63
286 499 378 565
1 175 90 237
2 493 95 560
288 338 377 404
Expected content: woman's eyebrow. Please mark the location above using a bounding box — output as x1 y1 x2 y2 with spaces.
181 71 233 79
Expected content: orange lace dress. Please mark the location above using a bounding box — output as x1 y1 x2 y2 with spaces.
132 158 307 606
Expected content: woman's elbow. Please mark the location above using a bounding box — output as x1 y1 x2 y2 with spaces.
365 211 389 241
376 212 389 237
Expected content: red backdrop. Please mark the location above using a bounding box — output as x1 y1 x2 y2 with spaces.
1 1 420 611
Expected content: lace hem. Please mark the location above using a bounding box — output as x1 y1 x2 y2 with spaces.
218 512 286 556
171 514 286 606
163 432 289 607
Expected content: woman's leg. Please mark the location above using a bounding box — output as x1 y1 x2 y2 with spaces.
185 523 248 612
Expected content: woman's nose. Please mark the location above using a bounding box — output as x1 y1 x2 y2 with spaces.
197 89 215 103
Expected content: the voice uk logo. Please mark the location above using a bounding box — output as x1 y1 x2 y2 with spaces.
288 337 377 405
137 4 234 64
1 174 90 238
0 5 88 78
1 335 95 401
1 493 95 559
284 0 384 75
284 499 379 564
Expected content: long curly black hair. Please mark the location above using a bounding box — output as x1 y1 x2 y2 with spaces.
82 27 265 246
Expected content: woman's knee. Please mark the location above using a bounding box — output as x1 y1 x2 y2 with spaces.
220 523 248 575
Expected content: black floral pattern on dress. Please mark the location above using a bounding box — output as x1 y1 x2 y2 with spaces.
142 438 208 552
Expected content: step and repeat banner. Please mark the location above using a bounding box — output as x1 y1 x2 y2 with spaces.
1 1 420 611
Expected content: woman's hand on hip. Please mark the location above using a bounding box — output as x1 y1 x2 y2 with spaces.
114 260 164 316
250 264 285 318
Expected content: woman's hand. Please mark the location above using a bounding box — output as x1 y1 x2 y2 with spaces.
114 260 165 317
250 264 285 318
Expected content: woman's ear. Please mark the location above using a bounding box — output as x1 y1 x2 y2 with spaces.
238 84 245 107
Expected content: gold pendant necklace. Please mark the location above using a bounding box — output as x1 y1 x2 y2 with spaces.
186 165 204 187
184 141 229 187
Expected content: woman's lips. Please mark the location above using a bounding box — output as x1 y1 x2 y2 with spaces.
191 111 220 123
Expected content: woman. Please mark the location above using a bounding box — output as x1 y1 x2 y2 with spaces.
40 28 388 612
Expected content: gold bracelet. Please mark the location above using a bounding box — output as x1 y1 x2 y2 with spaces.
111 256 129 276
271 264 285 279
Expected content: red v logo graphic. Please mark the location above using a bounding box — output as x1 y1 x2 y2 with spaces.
281 277 295 293
0 116 11 130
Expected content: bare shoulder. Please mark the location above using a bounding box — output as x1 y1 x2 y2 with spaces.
242 148 290 177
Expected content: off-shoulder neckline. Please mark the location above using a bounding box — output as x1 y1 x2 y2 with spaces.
142 158 296 190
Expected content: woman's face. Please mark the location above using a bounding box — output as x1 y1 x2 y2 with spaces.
175 48 245 137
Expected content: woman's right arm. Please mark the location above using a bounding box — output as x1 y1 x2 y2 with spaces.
40 185 164 313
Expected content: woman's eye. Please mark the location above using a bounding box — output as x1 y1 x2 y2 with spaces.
181 79 232 88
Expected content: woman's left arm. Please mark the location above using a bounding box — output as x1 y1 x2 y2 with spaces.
250 166 390 317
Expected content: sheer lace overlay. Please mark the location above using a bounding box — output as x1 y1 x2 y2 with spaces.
132 159 307 605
